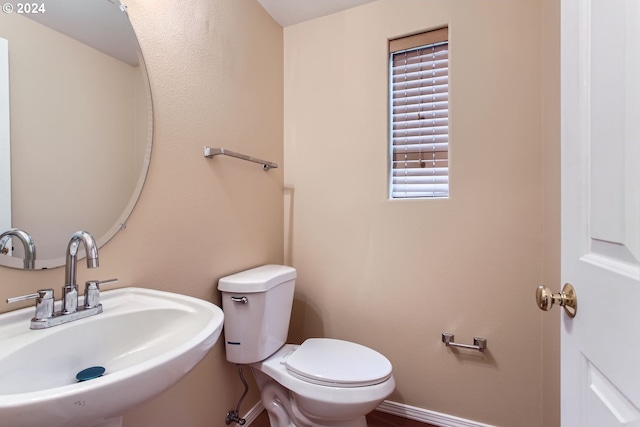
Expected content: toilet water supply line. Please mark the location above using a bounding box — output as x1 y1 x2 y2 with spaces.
225 366 249 425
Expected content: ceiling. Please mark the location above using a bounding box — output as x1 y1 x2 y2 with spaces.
23 0 139 66
19 0 375 67
256 0 376 27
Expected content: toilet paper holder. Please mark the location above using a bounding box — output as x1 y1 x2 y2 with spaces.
442 333 487 352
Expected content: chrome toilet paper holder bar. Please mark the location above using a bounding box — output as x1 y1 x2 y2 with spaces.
442 333 487 352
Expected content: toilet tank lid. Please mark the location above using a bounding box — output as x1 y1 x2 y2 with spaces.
217 264 297 293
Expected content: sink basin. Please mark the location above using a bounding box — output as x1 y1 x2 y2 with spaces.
0 287 224 427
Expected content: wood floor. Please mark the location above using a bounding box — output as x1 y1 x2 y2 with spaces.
251 409 437 427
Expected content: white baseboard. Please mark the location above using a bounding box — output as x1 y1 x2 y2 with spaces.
243 401 265 425
243 399 495 427
376 401 496 427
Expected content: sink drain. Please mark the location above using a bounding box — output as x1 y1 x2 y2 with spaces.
76 366 106 382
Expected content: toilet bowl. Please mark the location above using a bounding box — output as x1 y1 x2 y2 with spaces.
253 342 395 426
218 265 395 427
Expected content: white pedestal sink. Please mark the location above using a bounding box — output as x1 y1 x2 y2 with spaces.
0 287 224 427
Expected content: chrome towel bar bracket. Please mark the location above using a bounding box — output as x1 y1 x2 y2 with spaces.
203 146 278 171
442 333 487 352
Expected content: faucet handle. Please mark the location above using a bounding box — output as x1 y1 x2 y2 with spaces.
7 289 55 321
84 278 118 309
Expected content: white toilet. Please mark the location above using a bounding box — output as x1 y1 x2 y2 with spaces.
218 265 395 427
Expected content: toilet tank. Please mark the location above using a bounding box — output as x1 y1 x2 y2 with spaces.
217 265 296 364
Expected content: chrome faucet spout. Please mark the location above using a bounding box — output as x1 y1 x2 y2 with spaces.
0 228 36 269
63 231 99 314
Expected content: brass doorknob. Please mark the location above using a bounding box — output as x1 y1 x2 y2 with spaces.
536 283 577 318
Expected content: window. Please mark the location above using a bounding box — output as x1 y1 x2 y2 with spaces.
389 28 449 199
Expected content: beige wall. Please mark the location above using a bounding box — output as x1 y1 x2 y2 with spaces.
0 12 147 260
0 0 562 426
541 0 561 426
0 0 283 426
284 1 558 426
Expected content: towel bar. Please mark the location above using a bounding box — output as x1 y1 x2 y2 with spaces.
203 146 278 171
442 333 487 352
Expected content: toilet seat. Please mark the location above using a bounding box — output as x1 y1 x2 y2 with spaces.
284 338 392 388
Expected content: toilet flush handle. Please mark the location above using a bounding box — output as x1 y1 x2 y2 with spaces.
230 296 248 304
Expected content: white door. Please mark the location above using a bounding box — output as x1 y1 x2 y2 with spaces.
561 0 640 426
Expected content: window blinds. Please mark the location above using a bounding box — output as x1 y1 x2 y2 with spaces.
390 28 449 199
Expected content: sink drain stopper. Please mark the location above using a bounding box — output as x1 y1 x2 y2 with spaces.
76 366 106 382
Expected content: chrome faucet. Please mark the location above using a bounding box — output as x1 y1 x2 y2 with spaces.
0 228 36 269
62 231 99 314
6 230 118 329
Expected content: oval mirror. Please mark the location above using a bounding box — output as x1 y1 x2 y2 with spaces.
0 0 152 269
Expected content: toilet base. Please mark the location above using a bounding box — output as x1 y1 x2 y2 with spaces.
254 370 369 427
265 410 367 427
